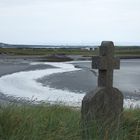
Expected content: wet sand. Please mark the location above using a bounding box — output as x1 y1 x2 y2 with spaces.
38 68 97 94
38 60 140 101
0 55 55 104
0 55 140 107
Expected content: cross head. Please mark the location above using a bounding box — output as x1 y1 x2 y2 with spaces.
92 41 120 87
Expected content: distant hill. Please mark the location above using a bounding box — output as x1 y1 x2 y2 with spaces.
0 42 140 49
0 42 96 49
0 43 12 48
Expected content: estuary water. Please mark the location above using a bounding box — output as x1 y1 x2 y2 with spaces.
39 59 140 97
0 58 139 107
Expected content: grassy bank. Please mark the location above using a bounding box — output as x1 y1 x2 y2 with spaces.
0 48 96 56
0 47 140 57
0 104 139 140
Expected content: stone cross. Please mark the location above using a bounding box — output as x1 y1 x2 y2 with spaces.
92 41 120 87
81 41 123 140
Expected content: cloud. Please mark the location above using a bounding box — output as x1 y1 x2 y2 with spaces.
0 0 140 44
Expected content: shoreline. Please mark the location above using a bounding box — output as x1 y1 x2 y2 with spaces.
0 55 139 107
0 56 56 105
1 54 140 62
0 61 84 107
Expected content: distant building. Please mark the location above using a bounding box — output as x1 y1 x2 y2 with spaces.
81 47 95 51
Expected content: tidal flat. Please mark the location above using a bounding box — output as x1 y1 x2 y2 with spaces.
0 54 139 108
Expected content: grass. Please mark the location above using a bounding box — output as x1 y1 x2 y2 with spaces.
0 104 81 140
0 104 140 140
0 47 140 57
0 48 96 56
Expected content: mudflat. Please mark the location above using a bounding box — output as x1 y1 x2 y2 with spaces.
0 55 55 104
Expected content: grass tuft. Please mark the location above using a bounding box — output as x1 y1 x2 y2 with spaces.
0 104 140 140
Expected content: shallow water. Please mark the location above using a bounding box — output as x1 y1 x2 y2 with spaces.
39 59 140 100
0 59 139 107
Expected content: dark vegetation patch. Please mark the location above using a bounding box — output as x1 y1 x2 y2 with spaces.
46 54 73 62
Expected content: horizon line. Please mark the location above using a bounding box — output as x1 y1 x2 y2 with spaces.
1 41 140 46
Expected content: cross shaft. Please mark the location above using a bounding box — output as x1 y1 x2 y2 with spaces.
92 41 120 87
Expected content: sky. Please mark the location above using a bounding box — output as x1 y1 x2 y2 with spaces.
0 0 140 45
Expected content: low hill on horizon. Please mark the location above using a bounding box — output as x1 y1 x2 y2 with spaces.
0 42 140 49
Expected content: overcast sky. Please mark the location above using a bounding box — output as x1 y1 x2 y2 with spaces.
0 0 140 45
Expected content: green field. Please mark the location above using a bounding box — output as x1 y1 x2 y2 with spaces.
0 46 140 57
0 48 95 56
0 104 139 140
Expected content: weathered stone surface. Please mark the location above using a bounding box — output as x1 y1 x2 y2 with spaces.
81 41 124 139
92 56 120 70
82 87 123 123
92 41 120 87
81 41 123 121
